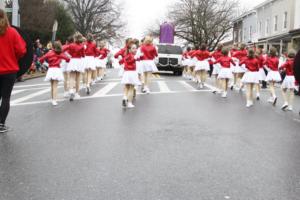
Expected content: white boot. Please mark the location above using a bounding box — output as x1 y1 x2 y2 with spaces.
281 102 289 110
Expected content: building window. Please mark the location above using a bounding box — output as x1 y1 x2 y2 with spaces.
274 15 278 32
239 29 242 42
259 21 262 34
266 19 270 35
283 12 288 29
244 28 247 41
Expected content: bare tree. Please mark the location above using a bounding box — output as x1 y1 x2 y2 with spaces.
165 0 237 49
63 0 124 42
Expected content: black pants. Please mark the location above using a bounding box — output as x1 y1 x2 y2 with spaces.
0 73 16 124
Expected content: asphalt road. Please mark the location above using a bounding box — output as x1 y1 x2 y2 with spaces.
1 69 300 200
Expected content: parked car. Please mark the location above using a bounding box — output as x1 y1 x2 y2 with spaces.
155 44 183 75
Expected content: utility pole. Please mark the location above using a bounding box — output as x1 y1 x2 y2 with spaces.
12 0 20 26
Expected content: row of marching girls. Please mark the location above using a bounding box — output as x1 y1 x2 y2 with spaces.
115 36 158 108
39 32 110 106
183 43 297 110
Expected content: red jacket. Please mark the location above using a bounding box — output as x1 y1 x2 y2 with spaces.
280 58 294 76
265 56 279 71
64 43 85 58
191 50 210 61
124 53 136 71
211 50 223 60
140 44 158 60
257 55 265 69
240 57 259 72
39 50 70 68
233 49 248 62
98 48 110 59
114 47 127 65
84 41 98 57
0 26 27 75
214 56 235 68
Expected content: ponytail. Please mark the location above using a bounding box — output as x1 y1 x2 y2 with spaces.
0 9 9 36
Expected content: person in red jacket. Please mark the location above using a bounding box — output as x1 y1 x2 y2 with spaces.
39 41 70 106
182 47 192 79
211 44 223 93
232 43 248 91
279 49 296 111
255 48 266 100
83 34 97 95
214 48 236 98
61 36 73 98
64 32 85 101
191 44 211 89
0 9 26 133
265 47 281 105
97 41 110 81
121 43 141 108
115 38 133 78
240 49 260 107
139 36 158 94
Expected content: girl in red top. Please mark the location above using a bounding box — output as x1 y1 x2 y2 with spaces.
211 44 223 93
39 41 70 106
65 33 85 101
0 9 27 133
182 47 191 79
191 44 211 89
229 43 239 90
255 48 266 100
232 43 248 91
240 49 260 107
115 38 133 78
96 41 110 81
61 36 73 98
215 48 236 98
279 50 296 111
83 34 97 95
140 36 158 94
265 47 281 105
187 47 197 81
121 43 141 108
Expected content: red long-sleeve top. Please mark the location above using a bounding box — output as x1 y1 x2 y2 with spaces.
183 51 190 59
257 55 265 69
214 56 236 68
233 49 248 62
114 47 127 65
0 26 27 75
239 57 260 72
279 58 294 76
211 50 223 60
85 41 98 57
264 56 279 71
124 53 136 71
64 43 85 58
191 50 210 61
98 48 110 59
140 44 158 60
39 50 70 68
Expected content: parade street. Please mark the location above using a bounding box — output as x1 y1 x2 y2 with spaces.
0 69 300 200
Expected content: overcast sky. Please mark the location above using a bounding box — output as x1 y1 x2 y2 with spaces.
119 0 266 39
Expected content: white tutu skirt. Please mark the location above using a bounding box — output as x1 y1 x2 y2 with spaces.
281 76 295 89
142 60 158 73
233 64 246 73
45 68 64 82
84 56 96 70
136 61 144 74
188 58 197 67
265 71 282 82
67 58 84 73
121 71 141 85
60 60 68 72
218 68 233 79
183 59 191 66
241 71 260 84
258 68 266 81
195 60 210 71
98 58 107 69
212 63 221 75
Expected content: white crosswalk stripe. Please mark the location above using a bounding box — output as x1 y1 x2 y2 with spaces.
10 80 216 107
157 81 171 93
93 82 119 97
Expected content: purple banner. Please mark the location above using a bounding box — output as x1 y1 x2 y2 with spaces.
159 22 175 44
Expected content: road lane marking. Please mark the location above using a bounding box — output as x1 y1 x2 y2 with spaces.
178 81 196 91
11 90 26 95
11 87 61 105
93 82 119 97
157 81 171 93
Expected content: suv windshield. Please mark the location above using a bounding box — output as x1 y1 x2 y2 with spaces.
157 45 183 55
